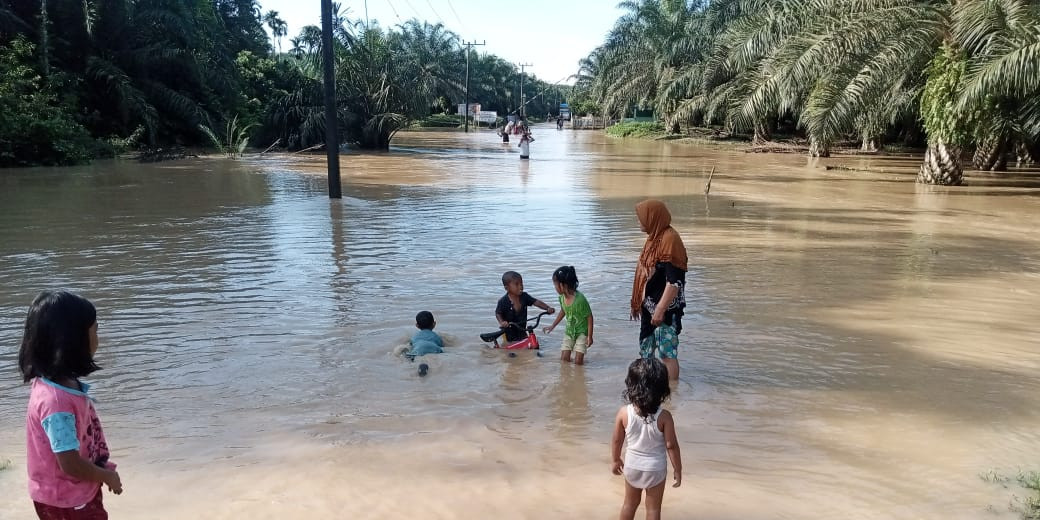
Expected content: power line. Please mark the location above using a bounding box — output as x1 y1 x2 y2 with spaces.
401 0 421 20
424 0 444 23
445 0 466 30
386 0 403 21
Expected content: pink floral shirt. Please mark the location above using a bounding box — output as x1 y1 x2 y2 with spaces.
26 378 111 508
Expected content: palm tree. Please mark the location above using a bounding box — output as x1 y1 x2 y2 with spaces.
586 0 709 132
264 10 288 54
393 20 464 114
956 0 1040 169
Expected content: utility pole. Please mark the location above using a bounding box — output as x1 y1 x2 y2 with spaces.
463 40 485 133
321 0 342 199
518 62 533 117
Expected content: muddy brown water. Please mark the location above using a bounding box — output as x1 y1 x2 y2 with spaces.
1 128 1039 519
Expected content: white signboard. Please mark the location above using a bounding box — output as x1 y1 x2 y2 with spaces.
457 103 481 115
476 111 497 123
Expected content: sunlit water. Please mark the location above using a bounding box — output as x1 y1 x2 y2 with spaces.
2 128 1039 519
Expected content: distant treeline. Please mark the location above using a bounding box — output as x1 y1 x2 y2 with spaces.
570 0 1040 185
0 1 568 167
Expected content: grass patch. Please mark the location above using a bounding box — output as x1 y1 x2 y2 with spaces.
412 114 462 128
982 470 1040 519
606 121 666 138
0 458 11 471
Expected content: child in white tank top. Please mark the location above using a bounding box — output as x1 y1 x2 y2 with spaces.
611 358 682 519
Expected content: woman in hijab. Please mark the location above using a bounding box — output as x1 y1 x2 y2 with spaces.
631 199 688 381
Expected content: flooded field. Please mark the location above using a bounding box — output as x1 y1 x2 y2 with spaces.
1 127 1039 519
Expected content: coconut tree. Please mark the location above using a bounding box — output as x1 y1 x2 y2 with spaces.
956 0 1040 169
263 10 288 54
392 20 464 113
587 0 710 130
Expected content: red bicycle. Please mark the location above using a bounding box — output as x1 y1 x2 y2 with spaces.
479 311 551 350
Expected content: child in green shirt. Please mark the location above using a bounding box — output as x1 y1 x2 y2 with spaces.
543 266 594 364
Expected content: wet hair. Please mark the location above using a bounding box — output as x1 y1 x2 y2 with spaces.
552 266 579 291
415 311 435 330
623 358 671 420
501 271 523 286
18 290 100 383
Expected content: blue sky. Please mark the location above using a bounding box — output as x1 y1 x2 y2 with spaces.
255 0 625 84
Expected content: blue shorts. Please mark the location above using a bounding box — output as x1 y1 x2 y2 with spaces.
639 324 678 359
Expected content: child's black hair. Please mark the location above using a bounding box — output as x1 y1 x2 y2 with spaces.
552 265 579 291
415 311 435 330
623 358 671 420
18 290 100 383
501 271 523 286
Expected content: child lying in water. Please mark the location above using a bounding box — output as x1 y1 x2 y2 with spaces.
406 311 443 359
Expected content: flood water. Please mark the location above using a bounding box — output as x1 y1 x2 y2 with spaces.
2 127 1039 519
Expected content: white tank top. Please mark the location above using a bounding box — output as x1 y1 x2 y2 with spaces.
624 404 667 471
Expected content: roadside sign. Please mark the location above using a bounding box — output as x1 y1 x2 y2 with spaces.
457 103 481 115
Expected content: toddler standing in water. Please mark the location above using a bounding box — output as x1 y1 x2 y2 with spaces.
18 290 122 519
612 358 681 520
543 266 594 364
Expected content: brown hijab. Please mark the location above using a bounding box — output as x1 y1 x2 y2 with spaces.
631 200 688 317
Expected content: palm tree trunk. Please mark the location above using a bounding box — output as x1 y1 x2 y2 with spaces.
972 135 1008 171
860 135 882 152
39 0 49 76
808 136 830 158
918 140 963 185
751 121 770 145
1016 140 1038 165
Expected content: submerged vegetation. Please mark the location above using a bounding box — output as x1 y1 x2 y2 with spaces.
606 121 668 138
982 470 1040 519
0 1 566 165
574 0 1040 185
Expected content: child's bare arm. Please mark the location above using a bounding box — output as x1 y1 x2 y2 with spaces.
586 313 595 347
532 299 556 314
660 410 682 487
611 406 626 475
55 450 122 494
495 311 509 328
544 307 565 333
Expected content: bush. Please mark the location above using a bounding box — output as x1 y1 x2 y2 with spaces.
606 121 666 138
413 114 462 128
0 39 95 167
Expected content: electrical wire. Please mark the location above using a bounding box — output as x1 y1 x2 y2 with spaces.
424 0 444 23
386 0 403 21
445 0 466 30
401 0 421 20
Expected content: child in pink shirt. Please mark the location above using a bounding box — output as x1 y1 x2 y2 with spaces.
19 291 122 519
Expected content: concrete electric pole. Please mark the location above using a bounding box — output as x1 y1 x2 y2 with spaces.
518 63 533 117
463 40 485 133
320 0 341 199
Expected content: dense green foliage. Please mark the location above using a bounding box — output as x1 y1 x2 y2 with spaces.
0 38 94 166
414 114 464 128
606 121 667 138
0 1 569 164
577 0 1040 184
0 0 271 165
273 17 568 149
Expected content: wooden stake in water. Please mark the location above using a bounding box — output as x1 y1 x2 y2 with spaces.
704 165 716 195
